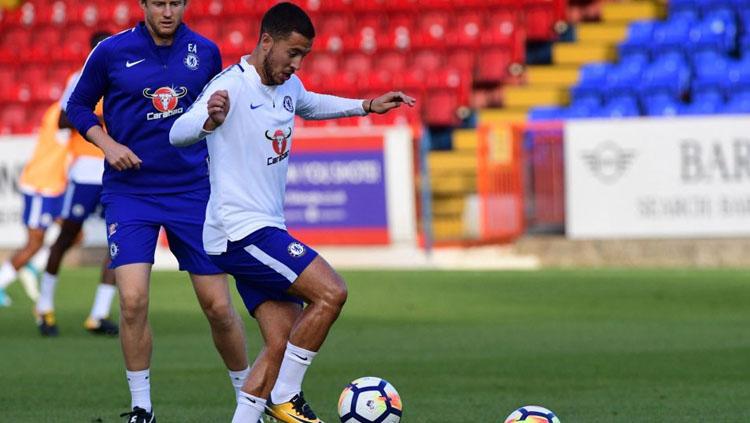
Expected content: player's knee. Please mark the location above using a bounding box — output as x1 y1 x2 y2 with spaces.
266 334 287 357
119 294 148 324
202 299 236 328
320 282 348 314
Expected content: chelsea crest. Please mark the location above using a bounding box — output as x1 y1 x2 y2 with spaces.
184 53 200 70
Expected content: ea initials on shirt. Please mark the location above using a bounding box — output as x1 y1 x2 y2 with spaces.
265 127 292 166
143 86 188 121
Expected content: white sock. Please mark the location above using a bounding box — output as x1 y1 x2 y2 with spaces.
0 261 17 289
270 342 317 404
35 272 58 313
232 391 266 423
229 367 251 398
89 284 117 320
126 369 152 412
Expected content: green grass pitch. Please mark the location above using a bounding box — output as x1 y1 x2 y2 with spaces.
1 268 749 422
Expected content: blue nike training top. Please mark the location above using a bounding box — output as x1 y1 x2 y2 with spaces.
66 22 221 194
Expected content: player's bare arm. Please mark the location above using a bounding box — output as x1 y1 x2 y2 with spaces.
85 125 142 171
203 89 230 131
365 91 417 114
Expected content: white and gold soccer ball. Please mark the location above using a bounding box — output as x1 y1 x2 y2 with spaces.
337 376 402 423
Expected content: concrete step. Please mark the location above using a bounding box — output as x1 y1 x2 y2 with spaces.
525 65 581 86
452 129 478 152
432 196 465 217
431 174 476 195
433 217 465 240
576 23 629 43
553 42 617 65
427 152 476 174
602 1 666 22
504 85 569 108
478 108 529 124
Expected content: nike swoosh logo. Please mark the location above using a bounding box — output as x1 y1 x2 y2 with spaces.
250 103 263 110
283 413 311 423
291 352 309 361
126 59 145 68
243 396 256 403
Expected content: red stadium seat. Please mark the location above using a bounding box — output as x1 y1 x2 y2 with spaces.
316 13 350 37
31 81 64 102
446 49 477 74
446 11 484 49
191 17 220 41
352 0 387 14
342 52 373 75
0 104 27 132
379 51 407 74
524 2 558 41
475 49 513 84
382 0 418 13
424 88 461 126
21 65 46 86
48 65 76 87
306 52 339 76
411 49 444 73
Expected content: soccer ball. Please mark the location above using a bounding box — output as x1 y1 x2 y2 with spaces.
504 405 561 423
337 376 402 423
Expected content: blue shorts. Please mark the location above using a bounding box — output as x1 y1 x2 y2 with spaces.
61 181 102 222
22 193 64 229
209 227 318 316
102 190 222 274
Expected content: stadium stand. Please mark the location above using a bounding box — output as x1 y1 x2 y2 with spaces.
529 0 750 119
0 0 566 133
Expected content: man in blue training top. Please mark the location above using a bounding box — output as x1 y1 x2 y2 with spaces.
66 1 249 421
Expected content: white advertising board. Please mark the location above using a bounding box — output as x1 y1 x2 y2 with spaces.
565 116 750 239
0 137 37 247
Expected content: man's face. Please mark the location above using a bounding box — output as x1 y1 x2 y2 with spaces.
261 32 313 86
141 0 185 39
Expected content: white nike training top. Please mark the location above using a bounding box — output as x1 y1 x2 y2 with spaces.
170 56 366 254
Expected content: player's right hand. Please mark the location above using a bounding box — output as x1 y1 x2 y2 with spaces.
207 90 230 128
103 141 142 171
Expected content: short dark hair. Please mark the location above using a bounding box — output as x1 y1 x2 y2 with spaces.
260 2 315 41
90 31 112 49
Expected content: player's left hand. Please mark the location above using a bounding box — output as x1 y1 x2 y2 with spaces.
368 91 416 114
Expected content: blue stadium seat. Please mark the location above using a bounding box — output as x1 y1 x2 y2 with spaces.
680 99 724 114
571 62 611 102
618 21 656 62
692 89 725 106
604 61 644 98
727 60 750 92
601 96 640 118
696 0 735 17
652 19 694 56
689 12 738 53
641 56 691 98
644 98 681 116
724 92 750 112
668 0 699 22
692 54 730 95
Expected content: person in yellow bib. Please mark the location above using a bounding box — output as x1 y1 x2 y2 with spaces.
0 104 70 307
33 30 119 337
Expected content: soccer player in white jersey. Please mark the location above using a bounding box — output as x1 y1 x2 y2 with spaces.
170 3 415 422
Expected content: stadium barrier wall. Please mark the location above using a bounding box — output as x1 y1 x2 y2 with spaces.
565 115 750 239
524 122 565 231
476 123 525 242
0 136 36 248
0 126 417 254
